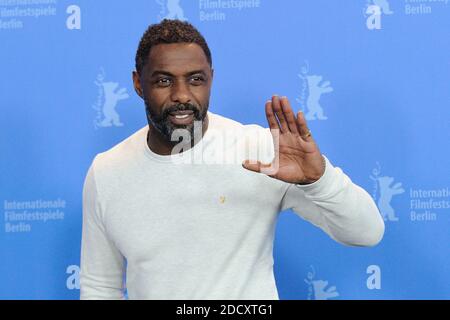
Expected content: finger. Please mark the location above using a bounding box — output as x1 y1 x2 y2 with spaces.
265 100 279 130
296 111 313 141
242 160 276 175
280 96 299 134
271 95 288 133
242 160 262 173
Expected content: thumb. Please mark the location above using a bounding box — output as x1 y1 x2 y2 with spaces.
242 160 262 173
242 160 278 176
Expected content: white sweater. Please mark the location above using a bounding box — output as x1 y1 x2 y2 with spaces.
80 111 384 300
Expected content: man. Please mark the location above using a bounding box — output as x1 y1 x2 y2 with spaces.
80 19 384 300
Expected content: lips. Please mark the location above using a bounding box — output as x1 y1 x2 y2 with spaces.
168 110 194 125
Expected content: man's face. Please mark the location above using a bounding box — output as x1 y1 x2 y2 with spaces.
133 43 213 142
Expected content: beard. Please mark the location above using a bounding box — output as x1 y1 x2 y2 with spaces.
144 98 208 143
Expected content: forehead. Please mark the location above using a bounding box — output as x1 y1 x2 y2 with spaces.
147 43 210 73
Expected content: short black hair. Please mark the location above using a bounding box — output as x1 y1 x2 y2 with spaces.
135 19 212 75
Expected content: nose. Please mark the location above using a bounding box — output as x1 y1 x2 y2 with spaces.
170 80 191 105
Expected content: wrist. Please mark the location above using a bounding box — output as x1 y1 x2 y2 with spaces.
296 155 326 185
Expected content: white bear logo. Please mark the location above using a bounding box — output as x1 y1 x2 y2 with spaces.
157 0 187 21
376 176 404 221
297 61 334 121
305 266 340 300
370 163 404 221
93 69 129 128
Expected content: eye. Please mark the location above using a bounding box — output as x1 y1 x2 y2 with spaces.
189 75 205 85
155 77 172 87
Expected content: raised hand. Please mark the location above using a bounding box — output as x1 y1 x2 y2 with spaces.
242 95 325 184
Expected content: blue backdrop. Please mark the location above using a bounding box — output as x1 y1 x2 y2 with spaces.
1 0 449 300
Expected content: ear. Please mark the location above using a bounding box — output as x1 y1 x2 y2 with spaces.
132 71 144 99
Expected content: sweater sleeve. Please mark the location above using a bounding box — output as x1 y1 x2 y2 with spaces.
80 161 126 300
280 156 385 247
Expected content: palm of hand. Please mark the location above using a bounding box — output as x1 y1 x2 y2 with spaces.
243 96 325 184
